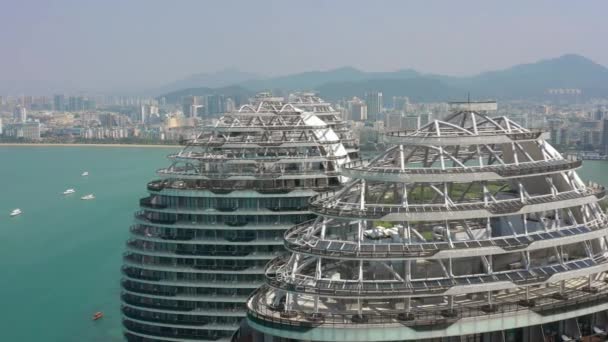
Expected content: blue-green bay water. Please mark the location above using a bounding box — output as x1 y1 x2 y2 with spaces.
0 147 607 342
0 146 178 342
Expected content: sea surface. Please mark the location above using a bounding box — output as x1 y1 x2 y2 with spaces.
0 146 177 342
0 147 607 342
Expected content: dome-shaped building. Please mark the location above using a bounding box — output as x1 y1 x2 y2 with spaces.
244 101 608 342
249 92 359 160
121 99 354 341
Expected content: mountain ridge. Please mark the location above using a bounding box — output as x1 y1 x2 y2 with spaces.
159 54 608 102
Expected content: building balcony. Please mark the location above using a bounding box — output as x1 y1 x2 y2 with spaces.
136 218 297 231
265 254 608 298
341 158 583 182
122 288 249 303
284 218 608 259
125 240 281 260
121 295 247 317
124 320 233 341
144 180 337 196
140 197 168 209
147 180 165 191
384 129 545 146
247 281 608 330
310 187 604 221
122 306 209 327
121 275 263 289
122 253 266 274
129 227 281 245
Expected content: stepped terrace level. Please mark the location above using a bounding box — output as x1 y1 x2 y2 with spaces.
246 92 359 160
122 103 351 342
242 101 608 342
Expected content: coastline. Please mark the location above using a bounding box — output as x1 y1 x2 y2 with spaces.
0 143 180 148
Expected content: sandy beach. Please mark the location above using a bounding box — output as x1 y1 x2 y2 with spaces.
0 143 180 148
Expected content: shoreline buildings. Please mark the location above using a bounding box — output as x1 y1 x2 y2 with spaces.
121 94 357 341
241 101 608 342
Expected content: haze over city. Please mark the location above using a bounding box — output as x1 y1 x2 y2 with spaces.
6 2 608 342
2 0 608 94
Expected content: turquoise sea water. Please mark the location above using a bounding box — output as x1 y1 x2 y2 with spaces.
0 147 607 342
0 146 178 342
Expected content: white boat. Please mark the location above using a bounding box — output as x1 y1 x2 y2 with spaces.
81 171 89 177
10 209 22 217
81 194 95 200
63 188 76 195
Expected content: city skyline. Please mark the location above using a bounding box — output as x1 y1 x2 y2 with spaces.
2 0 608 94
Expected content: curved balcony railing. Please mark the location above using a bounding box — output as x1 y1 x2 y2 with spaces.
156 167 340 180
247 282 608 329
137 206 311 217
168 152 347 163
131 220 295 230
385 127 544 141
123 288 249 304
147 180 165 191
121 266 162 282
122 280 178 297
129 226 280 244
123 252 266 273
139 197 168 209
124 320 233 340
122 306 210 327
134 213 177 225
341 158 582 182
122 273 263 289
125 240 282 259
264 254 608 298
284 218 608 259
145 180 339 195
187 135 342 147
310 187 605 220
121 293 244 312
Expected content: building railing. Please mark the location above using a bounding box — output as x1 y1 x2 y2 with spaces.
145 180 339 195
169 152 346 162
157 167 340 179
342 158 582 179
186 136 342 146
283 218 608 259
125 240 282 259
122 280 178 297
122 306 210 327
385 129 544 140
264 254 608 297
122 252 265 273
247 283 608 329
310 187 605 219
139 197 168 209
124 320 233 340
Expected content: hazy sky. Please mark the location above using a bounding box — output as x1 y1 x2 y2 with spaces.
1 0 607 92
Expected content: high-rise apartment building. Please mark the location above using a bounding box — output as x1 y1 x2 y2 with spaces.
348 98 367 121
121 94 358 342
13 105 27 123
365 91 383 121
594 106 606 121
241 101 608 342
54 94 65 111
206 94 226 117
182 96 201 118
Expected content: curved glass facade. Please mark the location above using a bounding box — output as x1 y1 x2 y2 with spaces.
122 94 357 341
